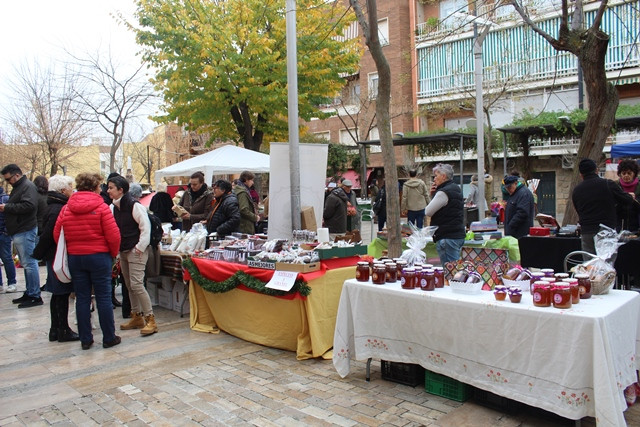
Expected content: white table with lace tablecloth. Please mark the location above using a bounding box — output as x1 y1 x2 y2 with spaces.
333 279 640 427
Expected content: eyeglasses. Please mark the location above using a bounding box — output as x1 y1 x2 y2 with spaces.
3 174 16 183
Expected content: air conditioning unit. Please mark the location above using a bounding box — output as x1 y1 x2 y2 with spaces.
562 154 576 169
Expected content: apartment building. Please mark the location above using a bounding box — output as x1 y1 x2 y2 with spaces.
305 0 640 218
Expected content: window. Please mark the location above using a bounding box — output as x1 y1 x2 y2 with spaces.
378 18 389 46
339 128 358 146
368 72 379 99
314 131 330 141
369 127 381 153
440 0 468 26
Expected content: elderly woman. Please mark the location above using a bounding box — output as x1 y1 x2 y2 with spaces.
54 173 121 350
32 175 79 343
425 163 465 265
616 159 640 232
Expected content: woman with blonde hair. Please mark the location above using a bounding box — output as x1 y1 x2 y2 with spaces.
54 173 121 350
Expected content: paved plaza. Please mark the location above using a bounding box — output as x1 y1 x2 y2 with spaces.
1 260 639 426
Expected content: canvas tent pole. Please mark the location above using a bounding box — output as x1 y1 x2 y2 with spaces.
286 0 301 230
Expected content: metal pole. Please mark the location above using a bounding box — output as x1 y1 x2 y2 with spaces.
286 0 301 230
459 135 464 189
474 24 491 216
502 131 507 178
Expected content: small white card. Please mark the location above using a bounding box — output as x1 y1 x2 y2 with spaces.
265 270 298 292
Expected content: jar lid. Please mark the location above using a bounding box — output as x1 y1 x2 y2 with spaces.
562 278 578 284
533 281 550 287
357 261 369 265
575 274 590 279
531 272 545 277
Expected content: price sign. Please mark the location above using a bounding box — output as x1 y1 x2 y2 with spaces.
265 270 298 292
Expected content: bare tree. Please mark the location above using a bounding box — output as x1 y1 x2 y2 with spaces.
4 63 88 176
510 0 618 225
349 0 401 257
70 47 156 172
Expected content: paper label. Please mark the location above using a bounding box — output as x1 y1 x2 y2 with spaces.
265 270 298 292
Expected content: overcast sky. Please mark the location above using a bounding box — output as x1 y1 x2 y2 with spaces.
0 0 157 140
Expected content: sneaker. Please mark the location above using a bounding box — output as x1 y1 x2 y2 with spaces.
12 292 29 304
17 296 44 308
6 284 17 293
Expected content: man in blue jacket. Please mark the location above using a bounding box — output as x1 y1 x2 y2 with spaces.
0 164 41 307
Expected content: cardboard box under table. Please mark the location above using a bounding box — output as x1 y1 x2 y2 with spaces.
187 257 359 360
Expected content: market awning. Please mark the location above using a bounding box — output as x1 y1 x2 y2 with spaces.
339 169 373 189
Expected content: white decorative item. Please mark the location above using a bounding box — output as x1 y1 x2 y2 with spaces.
317 228 330 243
449 280 483 294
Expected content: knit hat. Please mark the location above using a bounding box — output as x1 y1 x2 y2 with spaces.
503 175 518 186
578 159 597 175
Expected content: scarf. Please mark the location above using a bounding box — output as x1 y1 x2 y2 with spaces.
620 177 639 193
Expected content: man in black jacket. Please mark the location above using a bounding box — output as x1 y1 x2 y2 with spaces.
206 180 240 238
0 164 42 307
572 158 634 254
504 175 535 239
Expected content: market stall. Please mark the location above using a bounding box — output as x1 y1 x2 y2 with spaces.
333 279 640 426
187 256 358 360
368 236 520 263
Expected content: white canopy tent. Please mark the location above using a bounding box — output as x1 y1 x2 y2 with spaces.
154 144 270 186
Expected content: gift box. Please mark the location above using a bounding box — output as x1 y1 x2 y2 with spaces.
529 227 550 236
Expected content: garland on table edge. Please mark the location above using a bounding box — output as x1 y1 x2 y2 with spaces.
182 258 312 297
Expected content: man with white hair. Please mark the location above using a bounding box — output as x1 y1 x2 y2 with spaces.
425 163 465 264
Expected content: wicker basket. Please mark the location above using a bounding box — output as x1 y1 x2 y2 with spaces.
573 265 616 295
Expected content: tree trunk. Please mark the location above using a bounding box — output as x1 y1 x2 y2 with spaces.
562 30 619 225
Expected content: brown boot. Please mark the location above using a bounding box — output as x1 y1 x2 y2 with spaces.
140 313 158 336
120 312 144 330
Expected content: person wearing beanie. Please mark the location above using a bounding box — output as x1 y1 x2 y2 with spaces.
572 158 634 254
503 174 535 239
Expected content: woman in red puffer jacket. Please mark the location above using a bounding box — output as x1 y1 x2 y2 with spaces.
54 173 121 351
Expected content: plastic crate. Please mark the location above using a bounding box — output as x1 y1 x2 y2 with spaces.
424 370 471 402
473 388 522 414
381 361 424 387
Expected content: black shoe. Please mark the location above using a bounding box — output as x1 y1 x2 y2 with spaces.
103 336 121 348
81 340 94 350
49 328 58 342
12 292 29 304
58 328 80 342
18 297 44 308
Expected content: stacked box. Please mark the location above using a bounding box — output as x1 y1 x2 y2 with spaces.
172 281 189 315
157 278 174 310
146 278 161 306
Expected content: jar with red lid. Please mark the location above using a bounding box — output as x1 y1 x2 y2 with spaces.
385 262 398 283
529 272 545 293
401 267 415 289
372 264 387 285
576 274 592 299
356 261 370 282
434 267 445 288
421 269 436 291
562 278 580 304
552 284 572 309
532 281 551 307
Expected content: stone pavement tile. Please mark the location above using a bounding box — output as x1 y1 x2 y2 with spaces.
0 382 81 420
0 363 52 388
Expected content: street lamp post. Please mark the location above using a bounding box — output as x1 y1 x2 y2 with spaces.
473 21 491 217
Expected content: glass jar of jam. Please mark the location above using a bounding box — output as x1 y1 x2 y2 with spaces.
554 273 569 281
372 264 387 285
529 272 545 293
356 261 370 282
532 281 551 307
562 278 580 304
434 267 445 288
413 267 423 289
396 260 407 275
421 269 436 291
552 284 572 309
385 262 398 283
401 267 415 289
541 268 555 277
576 274 592 299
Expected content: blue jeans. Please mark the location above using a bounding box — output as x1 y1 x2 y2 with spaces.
0 233 16 286
436 238 465 265
407 209 425 228
69 253 116 344
12 228 40 297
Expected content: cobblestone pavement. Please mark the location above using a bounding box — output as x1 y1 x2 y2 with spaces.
1 266 639 426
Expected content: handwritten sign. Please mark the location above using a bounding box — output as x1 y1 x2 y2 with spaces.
265 270 298 292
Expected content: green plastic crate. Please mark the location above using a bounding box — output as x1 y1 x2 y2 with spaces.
424 370 471 402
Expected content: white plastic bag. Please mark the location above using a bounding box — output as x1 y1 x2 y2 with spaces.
53 227 72 283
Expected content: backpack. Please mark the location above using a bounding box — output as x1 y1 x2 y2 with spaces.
148 212 164 248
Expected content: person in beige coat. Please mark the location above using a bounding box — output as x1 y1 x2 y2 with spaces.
401 169 430 228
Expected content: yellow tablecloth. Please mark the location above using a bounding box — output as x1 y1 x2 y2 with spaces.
189 261 356 360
